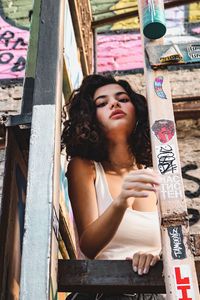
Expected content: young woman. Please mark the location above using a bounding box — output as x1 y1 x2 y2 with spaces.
62 74 163 300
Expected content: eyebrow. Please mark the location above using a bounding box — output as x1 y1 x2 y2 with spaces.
94 91 129 102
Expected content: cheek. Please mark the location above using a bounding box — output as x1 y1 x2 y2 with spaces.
96 109 108 126
128 104 136 120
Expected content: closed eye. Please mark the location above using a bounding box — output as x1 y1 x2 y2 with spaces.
96 102 107 108
118 98 130 103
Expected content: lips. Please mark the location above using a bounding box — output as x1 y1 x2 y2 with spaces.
110 109 126 119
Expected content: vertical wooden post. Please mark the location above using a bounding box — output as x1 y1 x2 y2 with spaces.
137 1 200 299
19 0 65 299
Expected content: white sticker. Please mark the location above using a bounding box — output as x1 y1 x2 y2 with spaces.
173 265 195 299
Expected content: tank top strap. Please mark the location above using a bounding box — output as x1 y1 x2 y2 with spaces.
93 161 112 215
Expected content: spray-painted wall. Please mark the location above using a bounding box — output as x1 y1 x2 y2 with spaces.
90 1 200 72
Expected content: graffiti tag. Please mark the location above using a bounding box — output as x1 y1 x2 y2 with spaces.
168 226 186 260
156 145 178 174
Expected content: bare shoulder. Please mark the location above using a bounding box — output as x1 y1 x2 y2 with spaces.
67 157 96 181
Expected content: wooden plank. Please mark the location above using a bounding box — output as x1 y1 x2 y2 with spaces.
146 43 200 69
91 0 198 28
19 0 64 299
58 260 200 294
59 205 77 259
0 127 29 299
21 0 41 114
173 101 200 120
137 0 199 299
63 0 83 90
68 0 93 75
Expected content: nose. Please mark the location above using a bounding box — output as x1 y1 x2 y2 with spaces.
109 98 121 109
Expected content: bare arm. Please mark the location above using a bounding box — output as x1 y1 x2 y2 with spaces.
67 158 160 259
67 158 127 259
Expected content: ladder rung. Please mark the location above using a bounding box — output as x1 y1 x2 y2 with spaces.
58 259 200 294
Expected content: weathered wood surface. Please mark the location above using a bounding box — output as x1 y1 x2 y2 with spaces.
19 0 64 299
146 43 200 69
91 0 198 28
173 101 200 120
138 0 199 298
21 0 41 114
58 260 200 294
68 0 93 75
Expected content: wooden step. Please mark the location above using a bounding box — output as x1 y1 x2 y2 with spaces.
58 260 200 294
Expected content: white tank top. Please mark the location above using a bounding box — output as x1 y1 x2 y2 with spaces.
93 161 162 260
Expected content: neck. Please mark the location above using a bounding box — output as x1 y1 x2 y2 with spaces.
105 140 135 171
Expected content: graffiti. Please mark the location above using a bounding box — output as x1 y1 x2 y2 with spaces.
156 145 178 174
152 119 175 143
97 33 143 73
187 208 200 226
0 16 29 79
154 76 167 99
182 164 200 199
160 174 184 200
174 265 195 299
168 226 186 260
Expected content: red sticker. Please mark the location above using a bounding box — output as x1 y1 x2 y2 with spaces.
174 266 194 300
152 119 175 143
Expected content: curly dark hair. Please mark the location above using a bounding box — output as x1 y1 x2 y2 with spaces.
62 74 152 167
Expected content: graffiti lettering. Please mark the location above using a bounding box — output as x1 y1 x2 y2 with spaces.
11 56 26 72
156 145 178 174
0 29 27 72
0 30 14 47
0 52 14 64
168 226 186 259
0 16 29 78
182 164 200 198
13 37 27 50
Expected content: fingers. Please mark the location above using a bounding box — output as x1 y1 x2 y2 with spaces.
132 253 160 276
126 174 161 186
150 255 160 266
124 170 161 188
123 182 158 192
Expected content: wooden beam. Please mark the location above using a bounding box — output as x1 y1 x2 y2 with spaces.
173 101 200 120
137 0 199 297
91 0 199 28
21 0 41 114
68 0 93 75
19 0 64 298
58 260 200 294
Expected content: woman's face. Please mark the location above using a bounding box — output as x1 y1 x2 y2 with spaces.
93 84 136 138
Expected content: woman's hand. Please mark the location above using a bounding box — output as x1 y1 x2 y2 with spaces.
126 252 160 275
116 169 161 209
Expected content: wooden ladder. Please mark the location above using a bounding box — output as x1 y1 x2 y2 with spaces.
0 0 200 299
